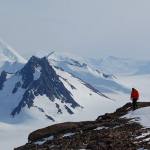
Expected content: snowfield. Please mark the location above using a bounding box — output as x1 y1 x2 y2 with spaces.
48 52 130 93
124 107 150 128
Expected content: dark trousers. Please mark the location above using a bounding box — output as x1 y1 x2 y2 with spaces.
132 99 138 110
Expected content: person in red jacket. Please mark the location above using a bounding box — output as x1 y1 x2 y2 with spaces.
131 88 139 110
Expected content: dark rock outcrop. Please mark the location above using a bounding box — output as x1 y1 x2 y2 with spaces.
0 71 7 90
11 56 80 116
15 102 150 150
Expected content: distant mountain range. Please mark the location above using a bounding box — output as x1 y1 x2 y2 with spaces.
48 52 129 93
88 56 150 75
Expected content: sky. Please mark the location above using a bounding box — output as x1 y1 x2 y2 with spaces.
0 0 150 59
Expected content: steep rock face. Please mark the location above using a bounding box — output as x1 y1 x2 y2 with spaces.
15 102 150 150
0 71 7 90
11 56 80 116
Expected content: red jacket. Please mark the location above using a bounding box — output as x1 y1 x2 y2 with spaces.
131 88 139 101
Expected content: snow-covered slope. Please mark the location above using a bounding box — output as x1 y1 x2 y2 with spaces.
0 39 26 63
0 39 26 73
125 106 150 128
88 56 150 75
48 52 129 93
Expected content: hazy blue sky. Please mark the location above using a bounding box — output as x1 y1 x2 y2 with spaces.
0 0 150 59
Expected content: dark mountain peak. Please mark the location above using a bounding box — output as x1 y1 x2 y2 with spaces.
11 56 80 116
21 56 47 72
19 56 47 89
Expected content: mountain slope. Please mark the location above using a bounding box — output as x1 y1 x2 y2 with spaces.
0 55 117 124
15 102 150 150
48 52 129 93
0 39 26 63
89 56 150 75
0 39 26 74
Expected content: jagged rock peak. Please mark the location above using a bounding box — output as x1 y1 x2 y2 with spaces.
11 56 80 116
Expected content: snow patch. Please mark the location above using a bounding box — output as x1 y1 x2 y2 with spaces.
94 126 108 130
34 135 54 145
33 66 41 80
63 132 75 137
124 107 150 128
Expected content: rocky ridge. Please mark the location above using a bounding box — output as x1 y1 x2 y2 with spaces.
15 102 150 150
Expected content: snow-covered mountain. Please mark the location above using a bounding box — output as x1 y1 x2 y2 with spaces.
48 52 129 93
0 39 26 73
0 55 117 124
88 56 150 75
0 39 26 63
